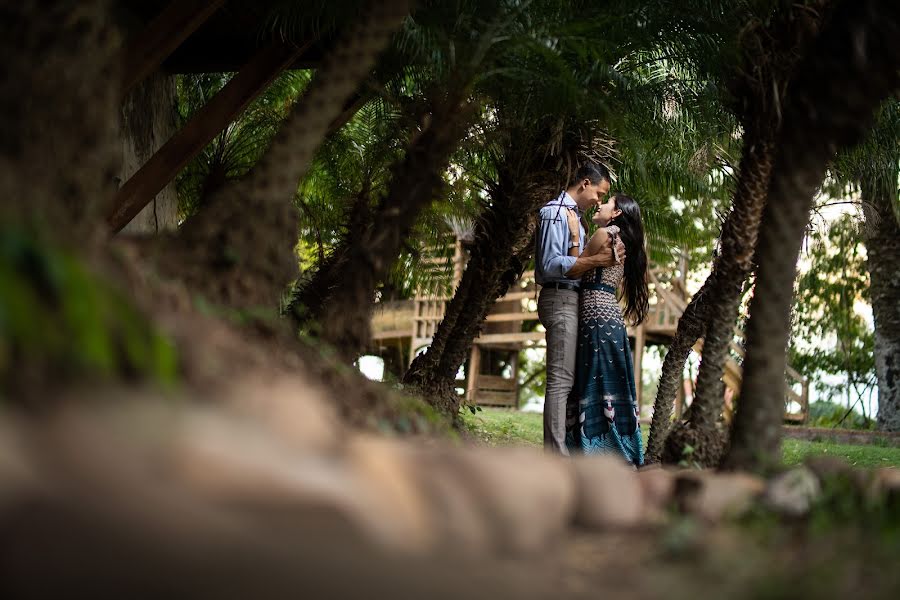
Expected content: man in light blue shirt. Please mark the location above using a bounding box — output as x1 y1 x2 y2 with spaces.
536 163 623 454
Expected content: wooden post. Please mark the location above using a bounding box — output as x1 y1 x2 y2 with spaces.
466 344 482 405
510 350 520 409
633 324 645 417
108 40 310 233
120 0 226 96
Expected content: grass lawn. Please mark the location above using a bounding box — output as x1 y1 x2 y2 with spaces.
461 407 543 446
781 438 900 468
463 407 900 468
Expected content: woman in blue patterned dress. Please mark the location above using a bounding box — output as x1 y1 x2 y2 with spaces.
564 194 649 466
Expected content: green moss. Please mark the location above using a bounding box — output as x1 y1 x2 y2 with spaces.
0 227 177 393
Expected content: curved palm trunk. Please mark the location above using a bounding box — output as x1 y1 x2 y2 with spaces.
0 0 121 244
649 1 829 464
318 96 474 358
175 0 410 309
861 162 900 431
659 137 775 465
288 187 373 328
724 0 900 472
645 280 709 462
403 177 538 414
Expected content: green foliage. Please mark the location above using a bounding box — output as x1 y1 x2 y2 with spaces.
790 216 875 414
831 99 900 200
807 400 874 430
175 71 311 220
0 228 177 395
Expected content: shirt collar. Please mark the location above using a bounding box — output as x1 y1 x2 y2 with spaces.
562 191 581 214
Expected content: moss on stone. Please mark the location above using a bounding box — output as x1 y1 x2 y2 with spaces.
0 227 177 395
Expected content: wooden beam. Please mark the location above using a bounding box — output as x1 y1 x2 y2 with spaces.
474 332 546 345
108 41 309 233
121 0 226 95
465 345 481 404
484 312 539 323
496 291 538 302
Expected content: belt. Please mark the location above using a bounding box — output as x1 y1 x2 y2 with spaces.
581 282 616 294
543 281 580 292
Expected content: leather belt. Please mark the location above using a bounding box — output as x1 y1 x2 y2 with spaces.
543 281 580 292
581 282 616 294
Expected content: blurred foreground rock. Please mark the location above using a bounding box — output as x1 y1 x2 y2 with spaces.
0 379 897 598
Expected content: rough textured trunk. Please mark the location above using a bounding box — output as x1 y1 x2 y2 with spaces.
724 0 900 472
288 187 373 329
119 72 179 234
645 280 709 462
0 0 121 243
861 163 900 432
319 95 474 358
401 129 564 415
660 137 775 466
403 174 538 414
649 0 828 465
173 0 409 310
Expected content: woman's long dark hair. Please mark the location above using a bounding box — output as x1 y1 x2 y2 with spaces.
608 194 649 325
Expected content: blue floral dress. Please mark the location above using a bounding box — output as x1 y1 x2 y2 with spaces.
565 225 643 466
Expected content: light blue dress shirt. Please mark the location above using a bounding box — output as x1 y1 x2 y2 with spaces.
535 192 585 285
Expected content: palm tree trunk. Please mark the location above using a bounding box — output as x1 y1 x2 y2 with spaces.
318 95 474 358
650 0 833 465
119 72 179 234
403 173 538 414
435 224 536 413
288 187 373 328
645 281 709 462
0 0 121 244
724 0 900 472
861 161 900 432
658 136 775 465
175 0 409 309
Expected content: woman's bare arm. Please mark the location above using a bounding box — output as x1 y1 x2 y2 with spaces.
582 227 610 258
582 227 625 261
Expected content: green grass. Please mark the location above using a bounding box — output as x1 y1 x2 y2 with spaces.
463 407 900 468
461 407 543 446
782 438 900 469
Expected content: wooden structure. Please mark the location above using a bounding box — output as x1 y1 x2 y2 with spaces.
371 240 809 422
109 1 333 233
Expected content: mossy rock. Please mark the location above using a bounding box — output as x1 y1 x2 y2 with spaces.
0 227 177 397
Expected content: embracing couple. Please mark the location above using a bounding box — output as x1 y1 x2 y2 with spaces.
536 163 649 466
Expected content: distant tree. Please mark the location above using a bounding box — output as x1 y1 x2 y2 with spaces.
789 216 876 424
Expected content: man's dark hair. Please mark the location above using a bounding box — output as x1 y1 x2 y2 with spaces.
568 162 610 187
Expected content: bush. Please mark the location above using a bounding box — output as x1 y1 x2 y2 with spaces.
807 400 874 430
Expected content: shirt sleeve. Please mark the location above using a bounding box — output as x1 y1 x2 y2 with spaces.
538 207 578 279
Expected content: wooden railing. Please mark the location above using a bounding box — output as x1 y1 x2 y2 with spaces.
647 269 687 336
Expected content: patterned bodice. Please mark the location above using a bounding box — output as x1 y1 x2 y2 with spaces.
580 225 624 323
